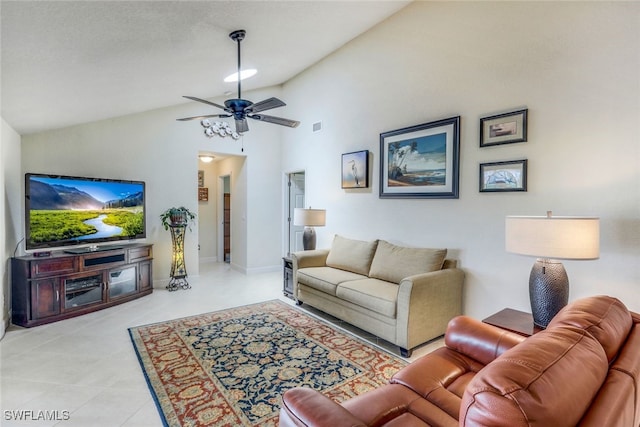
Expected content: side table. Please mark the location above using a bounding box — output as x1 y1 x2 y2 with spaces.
283 256 294 300
482 308 543 337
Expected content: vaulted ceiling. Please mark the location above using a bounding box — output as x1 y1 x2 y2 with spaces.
1 1 410 135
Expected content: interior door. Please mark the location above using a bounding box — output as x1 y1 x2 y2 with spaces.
288 172 305 254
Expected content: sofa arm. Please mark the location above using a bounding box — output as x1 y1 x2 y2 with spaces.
396 268 465 351
445 316 525 365
291 250 330 302
292 249 330 269
280 388 366 427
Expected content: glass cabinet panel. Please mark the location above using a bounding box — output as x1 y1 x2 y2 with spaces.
108 266 136 299
64 274 103 309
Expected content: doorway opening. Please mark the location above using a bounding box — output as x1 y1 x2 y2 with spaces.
286 171 305 255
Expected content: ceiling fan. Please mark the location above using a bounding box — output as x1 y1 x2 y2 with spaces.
177 29 300 135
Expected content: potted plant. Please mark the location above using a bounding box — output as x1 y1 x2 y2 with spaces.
160 206 196 231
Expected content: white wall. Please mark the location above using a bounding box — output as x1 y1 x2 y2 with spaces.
197 159 218 263
281 1 640 317
1 117 22 338
8 2 639 319
19 86 285 283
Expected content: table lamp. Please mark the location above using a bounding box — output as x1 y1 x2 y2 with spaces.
505 211 599 328
293 208 326 250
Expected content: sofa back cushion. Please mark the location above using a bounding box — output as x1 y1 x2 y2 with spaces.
460 326 609 427
325 235 378 275
368 240 447 284
548 295 632 363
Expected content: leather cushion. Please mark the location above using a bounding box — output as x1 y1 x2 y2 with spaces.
548 295 632 362
460 326 608 427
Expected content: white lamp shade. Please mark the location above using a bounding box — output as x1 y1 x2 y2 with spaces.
506 215 599 260
293 208 326 227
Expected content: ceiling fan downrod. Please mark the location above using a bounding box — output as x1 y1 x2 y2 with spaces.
229 29 246 100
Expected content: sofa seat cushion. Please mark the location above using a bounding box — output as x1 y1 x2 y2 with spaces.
326 235 378 275
297 267 368 296
369 240 447 284
336 278 398 318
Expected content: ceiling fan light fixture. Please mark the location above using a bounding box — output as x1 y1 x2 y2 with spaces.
224 68 257 83
177 29 299 135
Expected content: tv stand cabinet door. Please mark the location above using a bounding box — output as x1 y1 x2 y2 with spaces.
31 278 61 320
139 260 152 292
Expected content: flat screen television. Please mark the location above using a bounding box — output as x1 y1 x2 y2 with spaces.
25 173 146 251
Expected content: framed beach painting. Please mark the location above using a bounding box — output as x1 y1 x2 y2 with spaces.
480 109 528 147
479 159 528 192
341 150 369 189
379 116 460 199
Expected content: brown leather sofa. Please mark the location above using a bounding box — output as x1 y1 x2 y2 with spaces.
280 295 640 427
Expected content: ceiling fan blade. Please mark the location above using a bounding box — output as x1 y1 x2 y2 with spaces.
183 96 227 111
236 119 249 133
246 97 286 113
249 114 300 128
176 114 232 121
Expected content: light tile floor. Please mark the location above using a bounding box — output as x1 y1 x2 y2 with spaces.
1 261 443 426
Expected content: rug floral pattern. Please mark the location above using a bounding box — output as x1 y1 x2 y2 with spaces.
129 300 407 426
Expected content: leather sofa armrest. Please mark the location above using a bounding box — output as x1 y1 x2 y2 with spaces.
445 316 525 365
280 387 366 427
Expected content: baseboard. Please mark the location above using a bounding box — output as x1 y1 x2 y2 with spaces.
246 265 280 275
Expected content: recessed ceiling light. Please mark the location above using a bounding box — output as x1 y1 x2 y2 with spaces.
224 68 257 83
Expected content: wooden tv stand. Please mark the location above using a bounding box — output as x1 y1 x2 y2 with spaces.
11 244 153 327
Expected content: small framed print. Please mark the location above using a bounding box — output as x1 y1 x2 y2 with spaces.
480 109 528 147
198 187 209 201
341 150 369 189
198 170 204 187
480 159 527 192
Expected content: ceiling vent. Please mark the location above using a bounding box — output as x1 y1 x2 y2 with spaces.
313 121 323 133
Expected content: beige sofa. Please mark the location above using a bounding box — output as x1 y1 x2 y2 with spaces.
292 235 464 356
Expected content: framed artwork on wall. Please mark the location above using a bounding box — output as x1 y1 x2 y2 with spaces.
341 150 369 189
480 109 528 147
380 116 460 199
479 159 528 192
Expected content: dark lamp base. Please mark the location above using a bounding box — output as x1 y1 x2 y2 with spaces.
302 227 317 250
529 259 569 328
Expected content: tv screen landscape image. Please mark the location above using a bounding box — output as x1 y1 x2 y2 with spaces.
25 173 146 250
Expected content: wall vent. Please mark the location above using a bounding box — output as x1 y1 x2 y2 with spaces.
312 121 322 132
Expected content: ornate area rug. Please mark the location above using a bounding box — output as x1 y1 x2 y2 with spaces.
129 299 407 427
